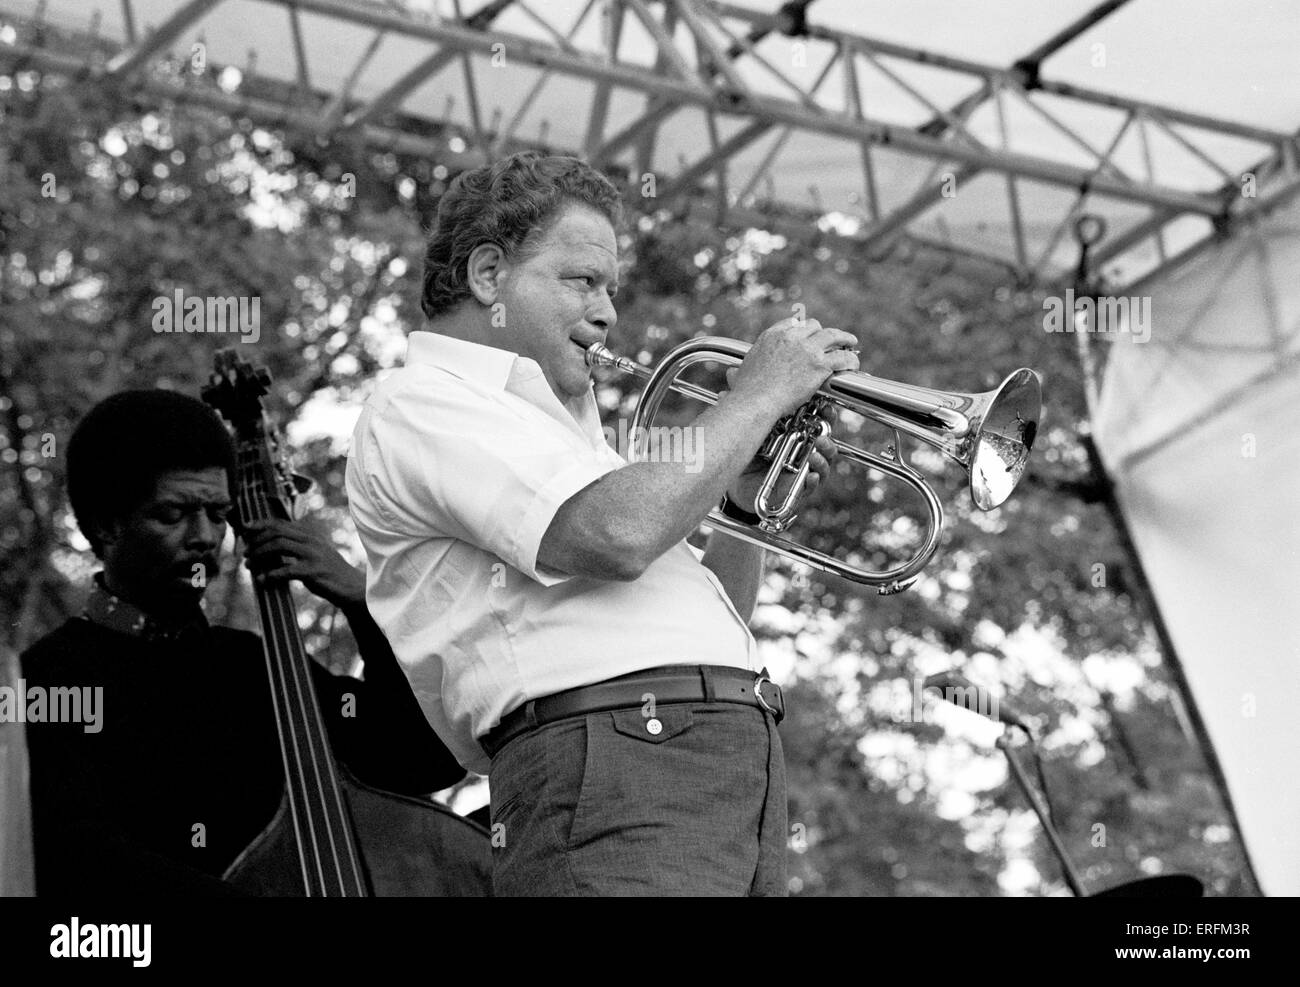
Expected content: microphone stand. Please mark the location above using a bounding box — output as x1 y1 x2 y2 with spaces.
996 728 1087 897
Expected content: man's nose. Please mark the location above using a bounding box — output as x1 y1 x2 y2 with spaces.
588 292 617 332
186 513 223 549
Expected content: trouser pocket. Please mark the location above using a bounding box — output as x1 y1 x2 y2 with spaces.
566 706 695 850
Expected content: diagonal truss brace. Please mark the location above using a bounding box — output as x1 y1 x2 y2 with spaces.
5 0 1298 285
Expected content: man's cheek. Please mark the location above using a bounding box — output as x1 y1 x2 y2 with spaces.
140 522 179 547
146 525 189 562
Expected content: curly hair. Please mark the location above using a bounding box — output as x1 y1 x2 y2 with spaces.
420 151 624 320
67 390 236 559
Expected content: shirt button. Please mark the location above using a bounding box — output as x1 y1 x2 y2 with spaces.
646 717 663 736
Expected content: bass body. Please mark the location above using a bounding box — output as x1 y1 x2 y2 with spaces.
226 770 492 896
205 349 492 897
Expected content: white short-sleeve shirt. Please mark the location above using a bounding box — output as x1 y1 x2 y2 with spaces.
346 332 758 774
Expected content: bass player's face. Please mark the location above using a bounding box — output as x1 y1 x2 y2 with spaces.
98 468 232 614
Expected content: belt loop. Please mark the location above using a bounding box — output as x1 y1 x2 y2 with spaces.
700 665 717 703
523 699 538 730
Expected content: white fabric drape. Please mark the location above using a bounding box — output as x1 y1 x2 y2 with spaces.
1094 194 1300 895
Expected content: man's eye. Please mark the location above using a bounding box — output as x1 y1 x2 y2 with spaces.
570 275 594 287
154 508 185 524
208 506 232 524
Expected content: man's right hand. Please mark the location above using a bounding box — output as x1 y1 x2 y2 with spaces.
726 317 860 417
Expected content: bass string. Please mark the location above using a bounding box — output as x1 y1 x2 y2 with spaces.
238 446 366 895
240 461 351 894
244 455 364 896
235 450 315 892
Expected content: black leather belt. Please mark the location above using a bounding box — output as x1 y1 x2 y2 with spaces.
480 664 784 760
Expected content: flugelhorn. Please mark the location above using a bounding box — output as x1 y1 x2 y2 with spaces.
587 336 1041 594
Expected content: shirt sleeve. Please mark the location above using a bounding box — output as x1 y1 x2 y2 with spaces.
352 373 619 585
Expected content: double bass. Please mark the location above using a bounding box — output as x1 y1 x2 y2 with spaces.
203 350 492 896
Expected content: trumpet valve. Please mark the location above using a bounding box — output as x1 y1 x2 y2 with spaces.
755 426 820 533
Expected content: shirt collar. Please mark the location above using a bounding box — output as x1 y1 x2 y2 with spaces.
82 572 209 644
406 331 517 392
405 331 610 451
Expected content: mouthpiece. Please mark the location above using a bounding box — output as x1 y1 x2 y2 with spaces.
584 342 642 375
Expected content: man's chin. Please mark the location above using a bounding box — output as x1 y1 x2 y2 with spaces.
563 364 595 396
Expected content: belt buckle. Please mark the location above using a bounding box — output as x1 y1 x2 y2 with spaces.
753 674 784 723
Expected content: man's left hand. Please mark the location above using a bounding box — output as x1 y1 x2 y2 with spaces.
725 374 838 513
242 519 366 609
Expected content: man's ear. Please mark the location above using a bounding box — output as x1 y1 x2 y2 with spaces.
91 513 126 558
465 242 508 306
93 520 118 554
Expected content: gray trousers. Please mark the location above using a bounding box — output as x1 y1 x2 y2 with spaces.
487 702 787 896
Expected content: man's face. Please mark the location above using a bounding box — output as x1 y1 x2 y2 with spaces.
491 203 620 402
99 468 232 614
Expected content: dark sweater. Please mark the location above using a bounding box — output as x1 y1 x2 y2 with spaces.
20 615 464 896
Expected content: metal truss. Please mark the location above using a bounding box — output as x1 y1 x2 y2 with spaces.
2 0 1297 287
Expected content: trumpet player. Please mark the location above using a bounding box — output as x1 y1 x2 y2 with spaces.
347 150 858 896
